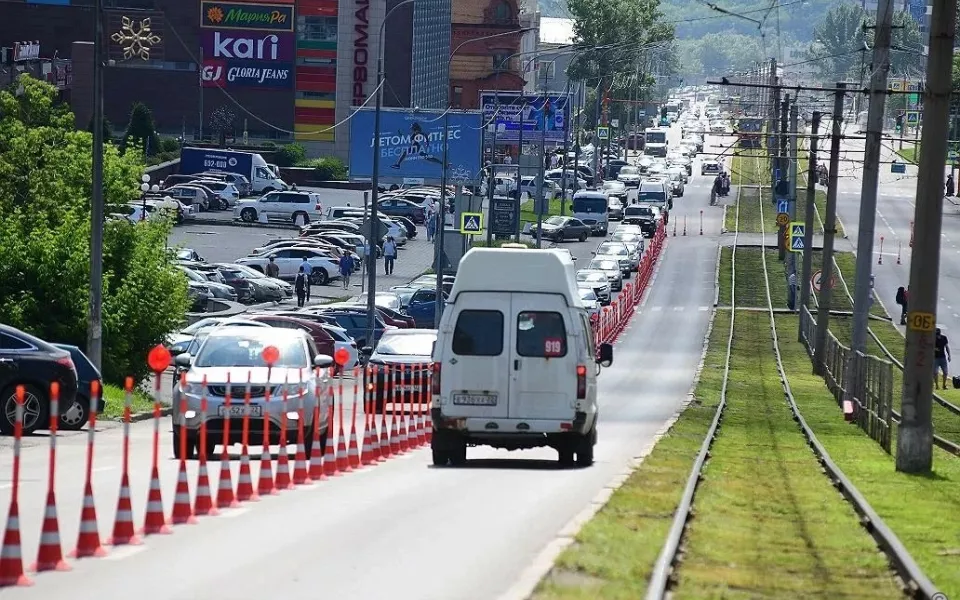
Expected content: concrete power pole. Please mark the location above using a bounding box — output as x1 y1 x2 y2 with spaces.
898 0 957 473
778 95 789 262
799 111 822 343
788 99 799 277
814 84 847 375
768 59 779 181
845 0 894 398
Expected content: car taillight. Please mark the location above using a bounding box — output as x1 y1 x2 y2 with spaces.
57 356 77 374
576 364 586 399
431 362 441 395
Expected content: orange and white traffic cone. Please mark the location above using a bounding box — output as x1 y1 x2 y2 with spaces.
309 403 325 481
379 406 391 460
194 459 220 515
140 468 171 536
347 415 361 469
275 443 293 490
170 463 196 525
336 423 351 473
323 404 338 477
235 451 257 502
216 452 238 509
257 441 276 496
360 411 374 466
0 501 32 587
107 473 142 546
368 408 383 463
397 410 409 454
71 482 108 555
31 490 70 572
389 412 401 456
292 404 310 485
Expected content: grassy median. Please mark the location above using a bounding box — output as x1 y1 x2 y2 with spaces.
101 383 157 420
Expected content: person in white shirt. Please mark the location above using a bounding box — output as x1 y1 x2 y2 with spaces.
299 258 313 302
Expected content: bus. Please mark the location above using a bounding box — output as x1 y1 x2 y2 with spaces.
571 190 609 236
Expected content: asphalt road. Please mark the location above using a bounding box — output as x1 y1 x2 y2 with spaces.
0 126 726 600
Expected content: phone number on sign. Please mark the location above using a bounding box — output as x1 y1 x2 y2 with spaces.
203 159 228 169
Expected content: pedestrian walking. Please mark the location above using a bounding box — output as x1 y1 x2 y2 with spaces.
425 199 436 242
300 257 313 302
896 286 908 325
339 252 354 290
294 266 308 307
935 328 952 390
947 173 955 197
787 271 798 311
383 236 398 275
265 256 280 279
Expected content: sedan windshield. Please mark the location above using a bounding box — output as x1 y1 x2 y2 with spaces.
577 272 607 283
194 334 307 368
579 290 597 302
619 166 638 175
590 260 618 271
181 317 224 335
597 243 628 255
375 332 437 356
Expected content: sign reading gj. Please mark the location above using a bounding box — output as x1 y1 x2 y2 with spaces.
348 108 482 183
201 1 295 32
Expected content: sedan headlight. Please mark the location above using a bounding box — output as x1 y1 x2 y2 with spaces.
180 381 205 395
274 382 309 398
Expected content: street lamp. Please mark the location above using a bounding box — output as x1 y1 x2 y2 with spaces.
366 0 417 351
140 174 159 221
435 27 535 327
88 0 106 369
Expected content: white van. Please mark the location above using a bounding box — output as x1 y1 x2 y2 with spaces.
430 248 614 467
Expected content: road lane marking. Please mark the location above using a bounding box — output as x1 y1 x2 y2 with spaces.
651 306 663 311
699 306 709 311
103 545 147 561
673 306 684 312
220 507 251 519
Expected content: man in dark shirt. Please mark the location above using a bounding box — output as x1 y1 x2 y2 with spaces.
935 328 951 390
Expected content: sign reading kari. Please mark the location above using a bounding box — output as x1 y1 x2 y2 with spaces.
201 1 294 32
200 30 293 61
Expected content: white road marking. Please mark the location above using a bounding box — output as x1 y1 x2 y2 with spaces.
103 545 148 561
220 507 251 519
698 306 709 311
673 306 684 312
651 306 663 311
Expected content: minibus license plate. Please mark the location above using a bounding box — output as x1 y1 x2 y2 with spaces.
453 394 497 406
218 405 262 418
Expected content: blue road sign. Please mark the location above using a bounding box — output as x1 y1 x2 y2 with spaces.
789 221 805 253
777 199 790 214
791 236 805 251
774 168 781 181
349 108 482 183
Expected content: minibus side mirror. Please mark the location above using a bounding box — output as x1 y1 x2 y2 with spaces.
597 343 613 368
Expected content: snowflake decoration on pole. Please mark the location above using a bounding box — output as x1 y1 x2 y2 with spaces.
111 16 162 61
450 165 472 184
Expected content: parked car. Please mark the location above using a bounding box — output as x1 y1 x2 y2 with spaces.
267 313 359 372
234 191 324 225
0 325 78 435
587 258 624 291
365 328 436 411
300 220 362 237
300 307 390 348
166 185 211 212
188 281 213 311
214 264 285 303
236 247 341 286
51 344 105 430
192 179 241 208
245 314 337 359
179 266 238 302
378 197 426 224
529 216 591 243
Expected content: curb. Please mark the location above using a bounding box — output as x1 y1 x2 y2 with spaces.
185 217 300 231
129 407 173 423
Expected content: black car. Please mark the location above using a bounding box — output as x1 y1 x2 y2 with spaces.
0 325 78 434
302 307 389 348
529 216 592 243
622 206 658 237
52 344 106 430
392 215 418 239
365 329 436 411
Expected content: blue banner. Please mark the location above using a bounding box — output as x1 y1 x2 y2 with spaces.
349 109 483 183
479 91 571 144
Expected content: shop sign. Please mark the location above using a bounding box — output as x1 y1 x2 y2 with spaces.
201 60 293 89
353 0 369 106
201 1 295 32
13 41 41 62
201 30 294 61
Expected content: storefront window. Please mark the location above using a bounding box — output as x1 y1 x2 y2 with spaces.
297 16 338 42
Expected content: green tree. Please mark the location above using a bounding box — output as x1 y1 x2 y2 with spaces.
123 101 158 155
808 3 868 80
209 105 236 146
0 74 188 384
274 142 307 167
87 115 114 141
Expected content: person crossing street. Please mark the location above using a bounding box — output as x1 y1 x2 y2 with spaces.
300 257 313 302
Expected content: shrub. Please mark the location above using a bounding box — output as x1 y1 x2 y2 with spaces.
273 142 306 167
310 156 348 181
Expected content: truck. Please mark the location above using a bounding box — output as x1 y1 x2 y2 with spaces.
179 147 287 195
643 128 669 157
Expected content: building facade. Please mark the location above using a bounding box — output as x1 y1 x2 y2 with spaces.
409 0 450 109
449 0 524 109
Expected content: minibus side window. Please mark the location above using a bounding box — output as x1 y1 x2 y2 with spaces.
453 310 504 356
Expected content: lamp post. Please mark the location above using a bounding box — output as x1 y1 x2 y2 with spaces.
365 0 417 351
88 0 105 370
139 174 160 221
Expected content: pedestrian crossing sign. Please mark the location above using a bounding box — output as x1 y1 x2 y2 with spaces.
597 127 609 140
789 221 805 253
460 212 483 235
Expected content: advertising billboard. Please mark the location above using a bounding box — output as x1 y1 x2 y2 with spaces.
201 1 295 31
201 30 293 89
479 91 571 144
349 109 483 183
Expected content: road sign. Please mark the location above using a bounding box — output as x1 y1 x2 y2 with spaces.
907 311 935 332
774 168 781 182
611 119 620 128
906 111 921 125
490 197 519 236
950 150 959 160
776 212 790 226
789 221 805 253
597 127 609 140
811 270 835 292
460 212 483 235
777 199 789 214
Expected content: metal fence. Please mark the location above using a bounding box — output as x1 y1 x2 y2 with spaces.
799 307 894 453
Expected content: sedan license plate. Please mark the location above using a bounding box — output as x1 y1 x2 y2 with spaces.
395 385 418 393
217 404 263 418
453 393 497 406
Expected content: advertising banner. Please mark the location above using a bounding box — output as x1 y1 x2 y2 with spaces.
201 60 293 88
349 109 483 183
479 91 571 144
201 30 293 89
201 1 295 31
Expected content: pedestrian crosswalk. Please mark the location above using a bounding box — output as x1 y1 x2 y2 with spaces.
645 306 710 312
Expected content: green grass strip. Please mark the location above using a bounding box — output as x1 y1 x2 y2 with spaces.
101 383 157 420
520 198 565 223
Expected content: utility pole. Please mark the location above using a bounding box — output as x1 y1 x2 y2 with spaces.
768 58 779 180
88 0 104 370
799 111 821 342
898 0 957 473
778 95 789 262
846 0 894 398
486 93 499 245
813 83 846 375
788 98 799 277
592 83 602 187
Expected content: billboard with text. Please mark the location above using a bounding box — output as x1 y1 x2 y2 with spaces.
200 30 293 89
479 91 571 144
349 108 482 183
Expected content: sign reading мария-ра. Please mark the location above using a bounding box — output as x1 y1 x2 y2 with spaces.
201 1 294 32
348 108 482 183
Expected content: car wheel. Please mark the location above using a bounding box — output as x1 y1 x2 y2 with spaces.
576 427 596 467
60 398 89 430
0 384 46 435
557 447 575 467
579 232 587 242
240 208 257 223
219 198 229 210
310 268 329 286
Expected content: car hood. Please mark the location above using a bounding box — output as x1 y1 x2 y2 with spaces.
369 354 433 365
186 366 312 386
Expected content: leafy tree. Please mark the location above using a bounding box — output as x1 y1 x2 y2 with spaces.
87 115 114 141
209 105 236 146
123 101 158 155
808 3 868 80
0 74 188 384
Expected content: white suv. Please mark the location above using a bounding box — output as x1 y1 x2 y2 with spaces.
235 247 341 286
235 191 323 225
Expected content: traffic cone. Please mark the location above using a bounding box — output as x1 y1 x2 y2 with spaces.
368 409 383 463
194 459 220 515
275 441 294 490
235 451 257 502
389 413 401 456
309 403 326 481
141 468 171 536
71 482 107 556
398 410 409 453
347 415 361 469
257 441 276 496
415 408 426 448
323 404 338 477
380 409 392 459
0 501 32 587
336 422 351 473
360 412 374 466
170 463 197 525
216 452 238 508
292 434 310 485
107 473 142 546
31 490 70 572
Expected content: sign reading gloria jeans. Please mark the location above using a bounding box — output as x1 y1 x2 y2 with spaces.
201 1 295 31
201 30 293 89
348 108 482 182
202 60 292 88
479 91 571 143
353 0 369 106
